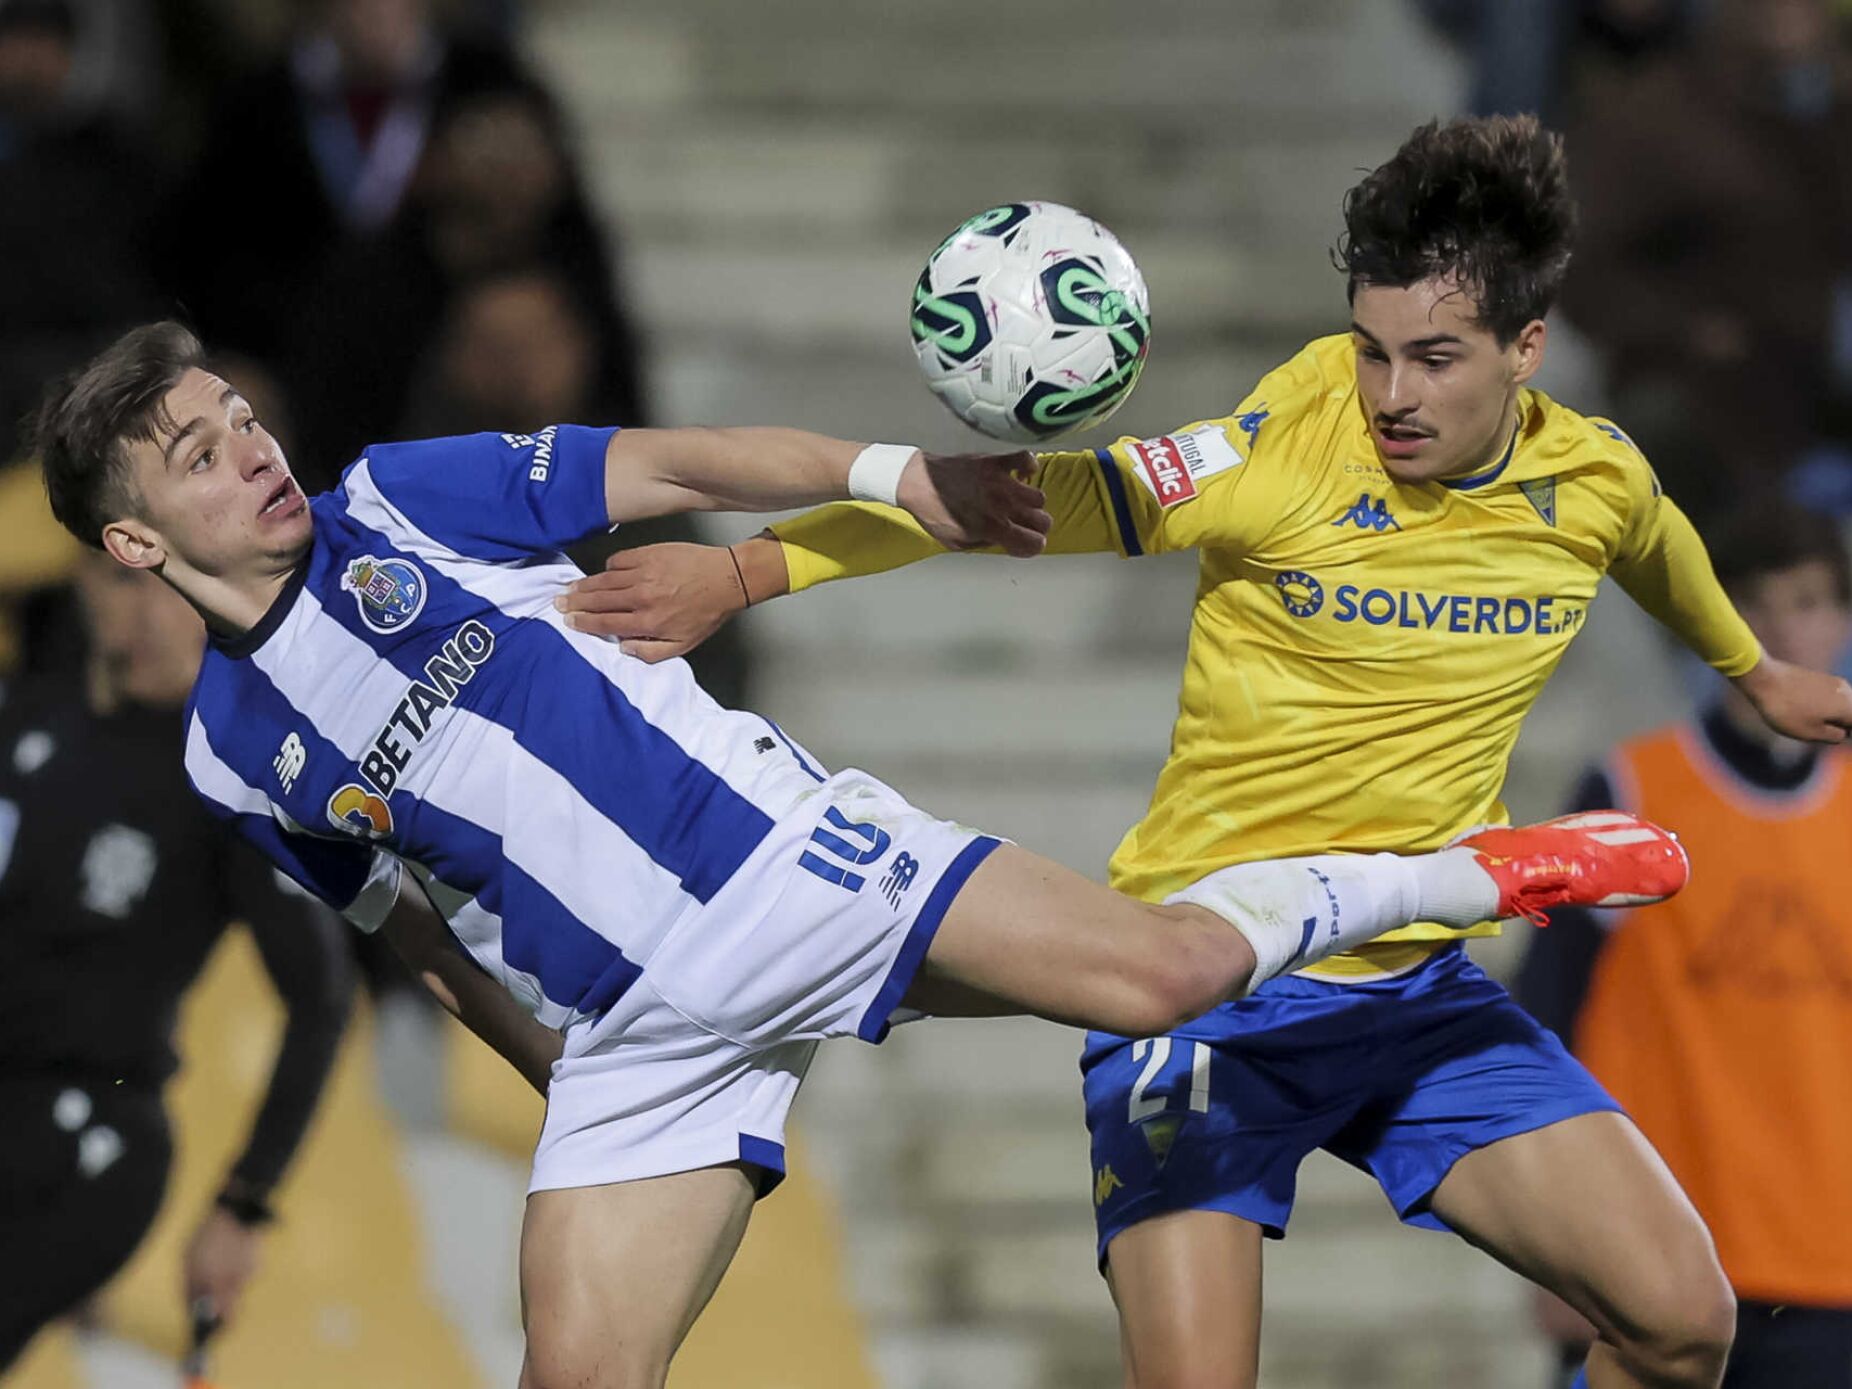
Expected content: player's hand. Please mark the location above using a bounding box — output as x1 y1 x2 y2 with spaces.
556 542 745 660
897 450 1051 556
183 1206 263 1327
1735 655 1852 743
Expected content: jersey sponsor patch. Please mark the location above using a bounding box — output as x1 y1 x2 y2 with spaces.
328 783 394 839
504 424 561 483
1127 426 1243 507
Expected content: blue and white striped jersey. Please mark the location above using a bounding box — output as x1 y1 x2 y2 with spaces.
182 426 827 1030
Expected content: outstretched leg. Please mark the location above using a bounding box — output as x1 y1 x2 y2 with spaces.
519 1164 759 1389
905 840 1490 1035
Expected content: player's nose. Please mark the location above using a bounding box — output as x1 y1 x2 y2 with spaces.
239 437 282 480
1380 364 1419 414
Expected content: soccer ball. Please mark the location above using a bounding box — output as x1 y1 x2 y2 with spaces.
909 201 1151 444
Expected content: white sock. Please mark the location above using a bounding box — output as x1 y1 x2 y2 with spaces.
1166 849 1498 996
1410 847 1501 929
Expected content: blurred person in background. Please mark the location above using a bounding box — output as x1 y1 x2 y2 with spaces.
1520 503 1852 1389
286 72 647 493
0 551 354 1370
1558 0 1852 520
0 0 162 461
1416 0 1699 127
0 0 166 689
157 0 525 367
400 264 748 707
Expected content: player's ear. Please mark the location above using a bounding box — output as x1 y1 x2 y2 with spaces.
1510 319 1547 386
101 517 167 572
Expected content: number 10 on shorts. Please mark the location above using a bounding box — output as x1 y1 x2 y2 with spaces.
1128 1036 1212 1122
798 806 892 892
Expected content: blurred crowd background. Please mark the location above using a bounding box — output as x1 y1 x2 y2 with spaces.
3 0 1851 1386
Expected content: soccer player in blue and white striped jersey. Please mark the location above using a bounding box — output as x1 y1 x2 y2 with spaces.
31 321 1689 1387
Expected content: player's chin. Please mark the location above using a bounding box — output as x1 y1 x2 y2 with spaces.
1378 453 1452 485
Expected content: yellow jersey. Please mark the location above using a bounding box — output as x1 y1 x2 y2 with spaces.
772 335 1760 977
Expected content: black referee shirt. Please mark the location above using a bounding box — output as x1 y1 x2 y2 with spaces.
0 674 353 1191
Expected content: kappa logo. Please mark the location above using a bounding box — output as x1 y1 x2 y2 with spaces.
1333 492 1400 532
328 784 393 839
1093 1165 1124 1208
1126 425 1244 508
342 555 426 634
273 732 307 793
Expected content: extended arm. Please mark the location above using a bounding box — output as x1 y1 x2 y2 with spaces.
558 445 1128 655
600 428 1049 556
224 884 355 1201
184 849 357 1326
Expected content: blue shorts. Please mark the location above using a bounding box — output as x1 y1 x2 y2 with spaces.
1081 945 1621 1262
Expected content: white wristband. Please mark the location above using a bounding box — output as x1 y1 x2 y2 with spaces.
848 443 916 506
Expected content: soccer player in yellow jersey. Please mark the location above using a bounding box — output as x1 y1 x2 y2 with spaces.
558 117 1852 1389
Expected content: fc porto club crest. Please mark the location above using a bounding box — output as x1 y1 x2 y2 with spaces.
342 555 426 633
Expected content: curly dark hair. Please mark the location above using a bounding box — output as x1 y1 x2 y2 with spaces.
31 321 206 549
1335 115 1576 344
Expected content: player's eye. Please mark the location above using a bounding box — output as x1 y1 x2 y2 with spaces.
189 446 215 473
238 415 258 434
1423 356 1452 371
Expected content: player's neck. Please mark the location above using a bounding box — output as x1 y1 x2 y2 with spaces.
167 560 300 644
1452 404 1522 482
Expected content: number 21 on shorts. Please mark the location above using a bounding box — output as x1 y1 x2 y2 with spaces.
1128 1036 1213 1122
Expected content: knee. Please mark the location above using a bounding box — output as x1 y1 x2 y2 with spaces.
1609 1261 1735 1389
1107 911 1242 1037
523 1329 669 1389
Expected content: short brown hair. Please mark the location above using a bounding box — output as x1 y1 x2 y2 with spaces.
32 321 207 549
1335 115 1577 344
1706 502 1852 606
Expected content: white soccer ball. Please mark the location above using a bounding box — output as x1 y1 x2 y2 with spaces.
910 201 1151 444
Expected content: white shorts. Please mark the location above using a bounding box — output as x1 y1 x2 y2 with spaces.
529 769 1000 1194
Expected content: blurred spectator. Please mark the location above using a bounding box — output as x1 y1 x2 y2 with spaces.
0 0 163 462
1559 0 1852 516
285 73 646 491
1518 503 1852 1389
399 264 609 437
400 264 752 709
0 0 168 682
1417 0 1698 127
156 0 526 364
0 552 353 1368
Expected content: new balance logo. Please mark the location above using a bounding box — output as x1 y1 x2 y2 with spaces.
880 852 920 908
273 733 307 793
1333 493 1399 532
